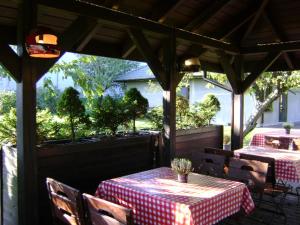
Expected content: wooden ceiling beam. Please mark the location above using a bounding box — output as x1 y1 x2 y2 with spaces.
122 0 184 58
217 50 242 94
240 0 269 43
184 0 231 32
179 3 258 62
0 41 21 82
128 28 168 89
35 16 98 81
241 41 300 54
263 11 294 69
38 0 239 54
75 23 99 52
242 51 281 92
150 0 184 23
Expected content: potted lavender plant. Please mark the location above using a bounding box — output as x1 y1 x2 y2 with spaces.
171 158 193 183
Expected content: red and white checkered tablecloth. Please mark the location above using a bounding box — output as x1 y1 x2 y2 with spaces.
250 129 300 149
96 167 254 225
234 146 300 183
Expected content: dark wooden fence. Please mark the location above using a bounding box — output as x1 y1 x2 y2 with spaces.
37 134 159 225
175 126 223 167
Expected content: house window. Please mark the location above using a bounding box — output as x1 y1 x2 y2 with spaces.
180 86 190 100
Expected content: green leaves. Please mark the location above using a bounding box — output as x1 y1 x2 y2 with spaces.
57 87 89 141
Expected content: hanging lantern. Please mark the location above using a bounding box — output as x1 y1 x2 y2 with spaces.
182 57 201 72
25 27 60 58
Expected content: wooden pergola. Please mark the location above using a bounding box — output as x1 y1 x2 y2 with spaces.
1 0 300 224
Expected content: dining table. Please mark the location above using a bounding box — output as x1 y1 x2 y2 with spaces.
250 129 300 150
234 146 300 185
96 167 255 225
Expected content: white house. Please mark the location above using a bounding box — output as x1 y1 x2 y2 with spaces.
116 65 300 126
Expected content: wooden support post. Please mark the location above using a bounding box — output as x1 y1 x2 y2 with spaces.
162 82 177 166
162 33 179 166
231 93 244 150
16 1 39 225
231 55 244 150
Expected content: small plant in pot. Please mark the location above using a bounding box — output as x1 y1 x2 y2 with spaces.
171 158 193 183
283 122 294 134
223 135 231 150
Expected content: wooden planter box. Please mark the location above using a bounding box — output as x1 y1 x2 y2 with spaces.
36 134 159 225
1 145 18 225
176 126 223 167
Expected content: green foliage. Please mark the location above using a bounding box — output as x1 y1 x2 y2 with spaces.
0 64 11 79
198 94 221 125
0 91 16 114
0 108 17 145
171 158 193 175
57 87 89 141
37 78 62 113
51 55 139 110
146 106 163 130
92 95 127 135
123 88 148 133
283 122 294 130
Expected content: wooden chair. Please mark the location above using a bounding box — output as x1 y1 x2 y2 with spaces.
227 158 268 193
196 152 226 178
239 153 276 186
204 147 234 174
46 178 86 225
82 193 133 225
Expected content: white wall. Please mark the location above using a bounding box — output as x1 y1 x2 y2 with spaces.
287 89 300 122
124 81 163 107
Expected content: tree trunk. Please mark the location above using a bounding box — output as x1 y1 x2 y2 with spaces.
243 89 281 137
70 117 76 142
133 116 136 133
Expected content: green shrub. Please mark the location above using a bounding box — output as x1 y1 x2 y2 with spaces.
123 88 148 133
57 87 90 142
37 86 62 114
176 95 189 129
0 91 16 114
146 106 163 130
0 108 17 145
93 95 127 135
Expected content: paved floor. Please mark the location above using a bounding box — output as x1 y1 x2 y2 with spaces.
219 193 300 225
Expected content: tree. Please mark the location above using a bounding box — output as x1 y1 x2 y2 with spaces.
92 95 127 135
123 88 148 133
244 71 300 136
0 91 16 114
37 78 62 113
176 95 189 129
199 94 221 125
51 55 139 109
57 87 89 142
146 106 163 130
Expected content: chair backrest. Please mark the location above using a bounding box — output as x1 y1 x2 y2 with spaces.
227 158 268 192
239 153 276 186
46 177 85 225
204 147 233 162
293 138 300 151
196 152 226 178
83 193 133 225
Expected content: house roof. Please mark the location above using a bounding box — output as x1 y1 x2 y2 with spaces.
115 65 203 82
115 66 155 82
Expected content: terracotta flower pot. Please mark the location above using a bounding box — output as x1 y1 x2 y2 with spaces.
177 174 188 183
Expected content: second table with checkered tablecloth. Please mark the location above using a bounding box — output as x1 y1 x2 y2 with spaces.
250 129 300 150
234 146 300 183
96 167 254 225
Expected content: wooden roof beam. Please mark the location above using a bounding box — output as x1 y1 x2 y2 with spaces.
217 50 242 94
38 0 239 54
0 41 21 82
241 41 300 54
263 11 294 69
240 0 269 44
184 0 231 32
122 0 185 58
150 0 185 23
242 51 281 92
179 3 258 62
128 28 168 89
